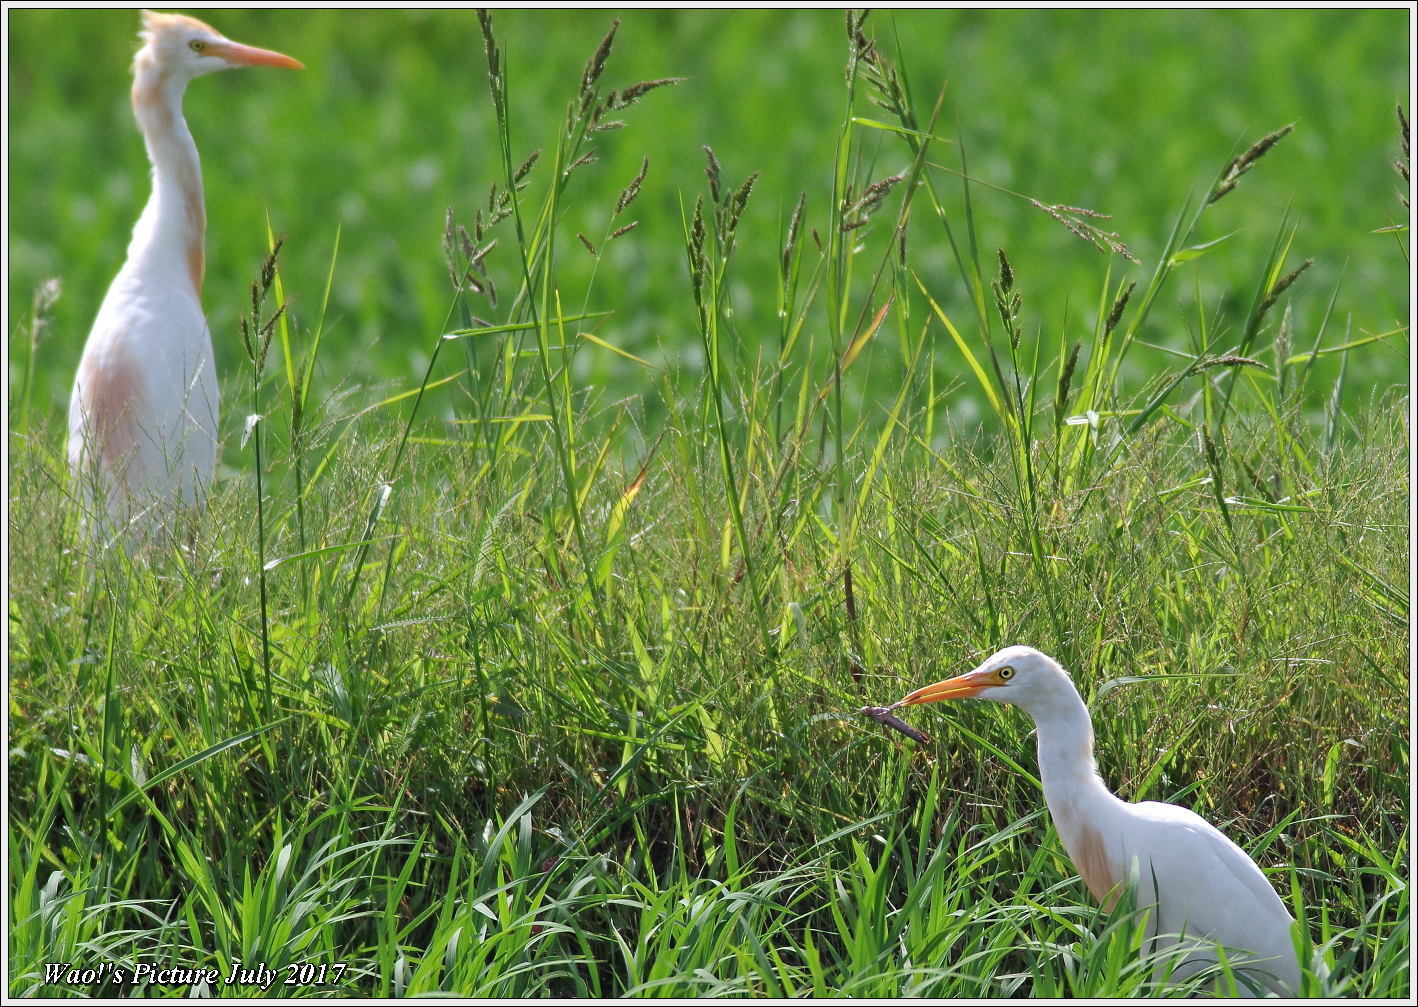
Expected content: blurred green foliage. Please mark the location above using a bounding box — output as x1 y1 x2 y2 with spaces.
8 9 1409 417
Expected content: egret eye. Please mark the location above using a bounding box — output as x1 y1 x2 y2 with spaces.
997 666 1016 681
189 39 206 53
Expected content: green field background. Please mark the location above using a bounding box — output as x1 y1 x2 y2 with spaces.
7 8 1410 428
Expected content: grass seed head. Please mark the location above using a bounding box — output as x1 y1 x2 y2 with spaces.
1106 280 1137 336
846 10 873 64
581 19 620 101
1030 199 1139 263
514 148 541 187
730 171 759 221
242 242 284 371
781 190 806 278
991 248 1023 348
611 77 684 109
615 156 649 217
720 170 760 256
845 172 905 228
477 11 506 116
259 301 286 340
1056 341 1082 419
471 238 497 271
1199 355 1267 371
1209 124 1294 204
703 145 722 204
688 195 707 307
593 78 682 131
1257 259 1313 319
258 238 284 297
567 150 598 175
33 276 61 318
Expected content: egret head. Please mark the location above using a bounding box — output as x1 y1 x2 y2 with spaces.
896 645 1080 719
138 11 303 81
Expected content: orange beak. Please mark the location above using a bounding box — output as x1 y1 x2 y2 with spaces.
210 39 304 70
896 669 997 707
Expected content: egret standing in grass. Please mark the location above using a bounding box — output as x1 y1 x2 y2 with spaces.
68 11 301 539
896 645 1301 994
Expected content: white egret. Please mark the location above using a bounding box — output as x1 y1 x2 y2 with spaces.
897 645 1301 995
68 11 301 538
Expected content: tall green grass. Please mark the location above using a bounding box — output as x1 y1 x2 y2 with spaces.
8 10 1409 999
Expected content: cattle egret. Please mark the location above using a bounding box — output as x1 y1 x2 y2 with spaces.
897 645 1301 995
68 11 301 539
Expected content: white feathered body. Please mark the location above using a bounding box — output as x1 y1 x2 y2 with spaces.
1053 779 1300 993
68 219 218 531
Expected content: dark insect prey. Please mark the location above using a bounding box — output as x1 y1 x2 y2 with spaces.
858 705 930 744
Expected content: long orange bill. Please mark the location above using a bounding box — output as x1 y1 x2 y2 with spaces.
895 670 992 707
211 40 304 69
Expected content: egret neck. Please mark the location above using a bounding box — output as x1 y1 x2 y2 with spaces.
1028 683 1127 907
129 51 206 299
